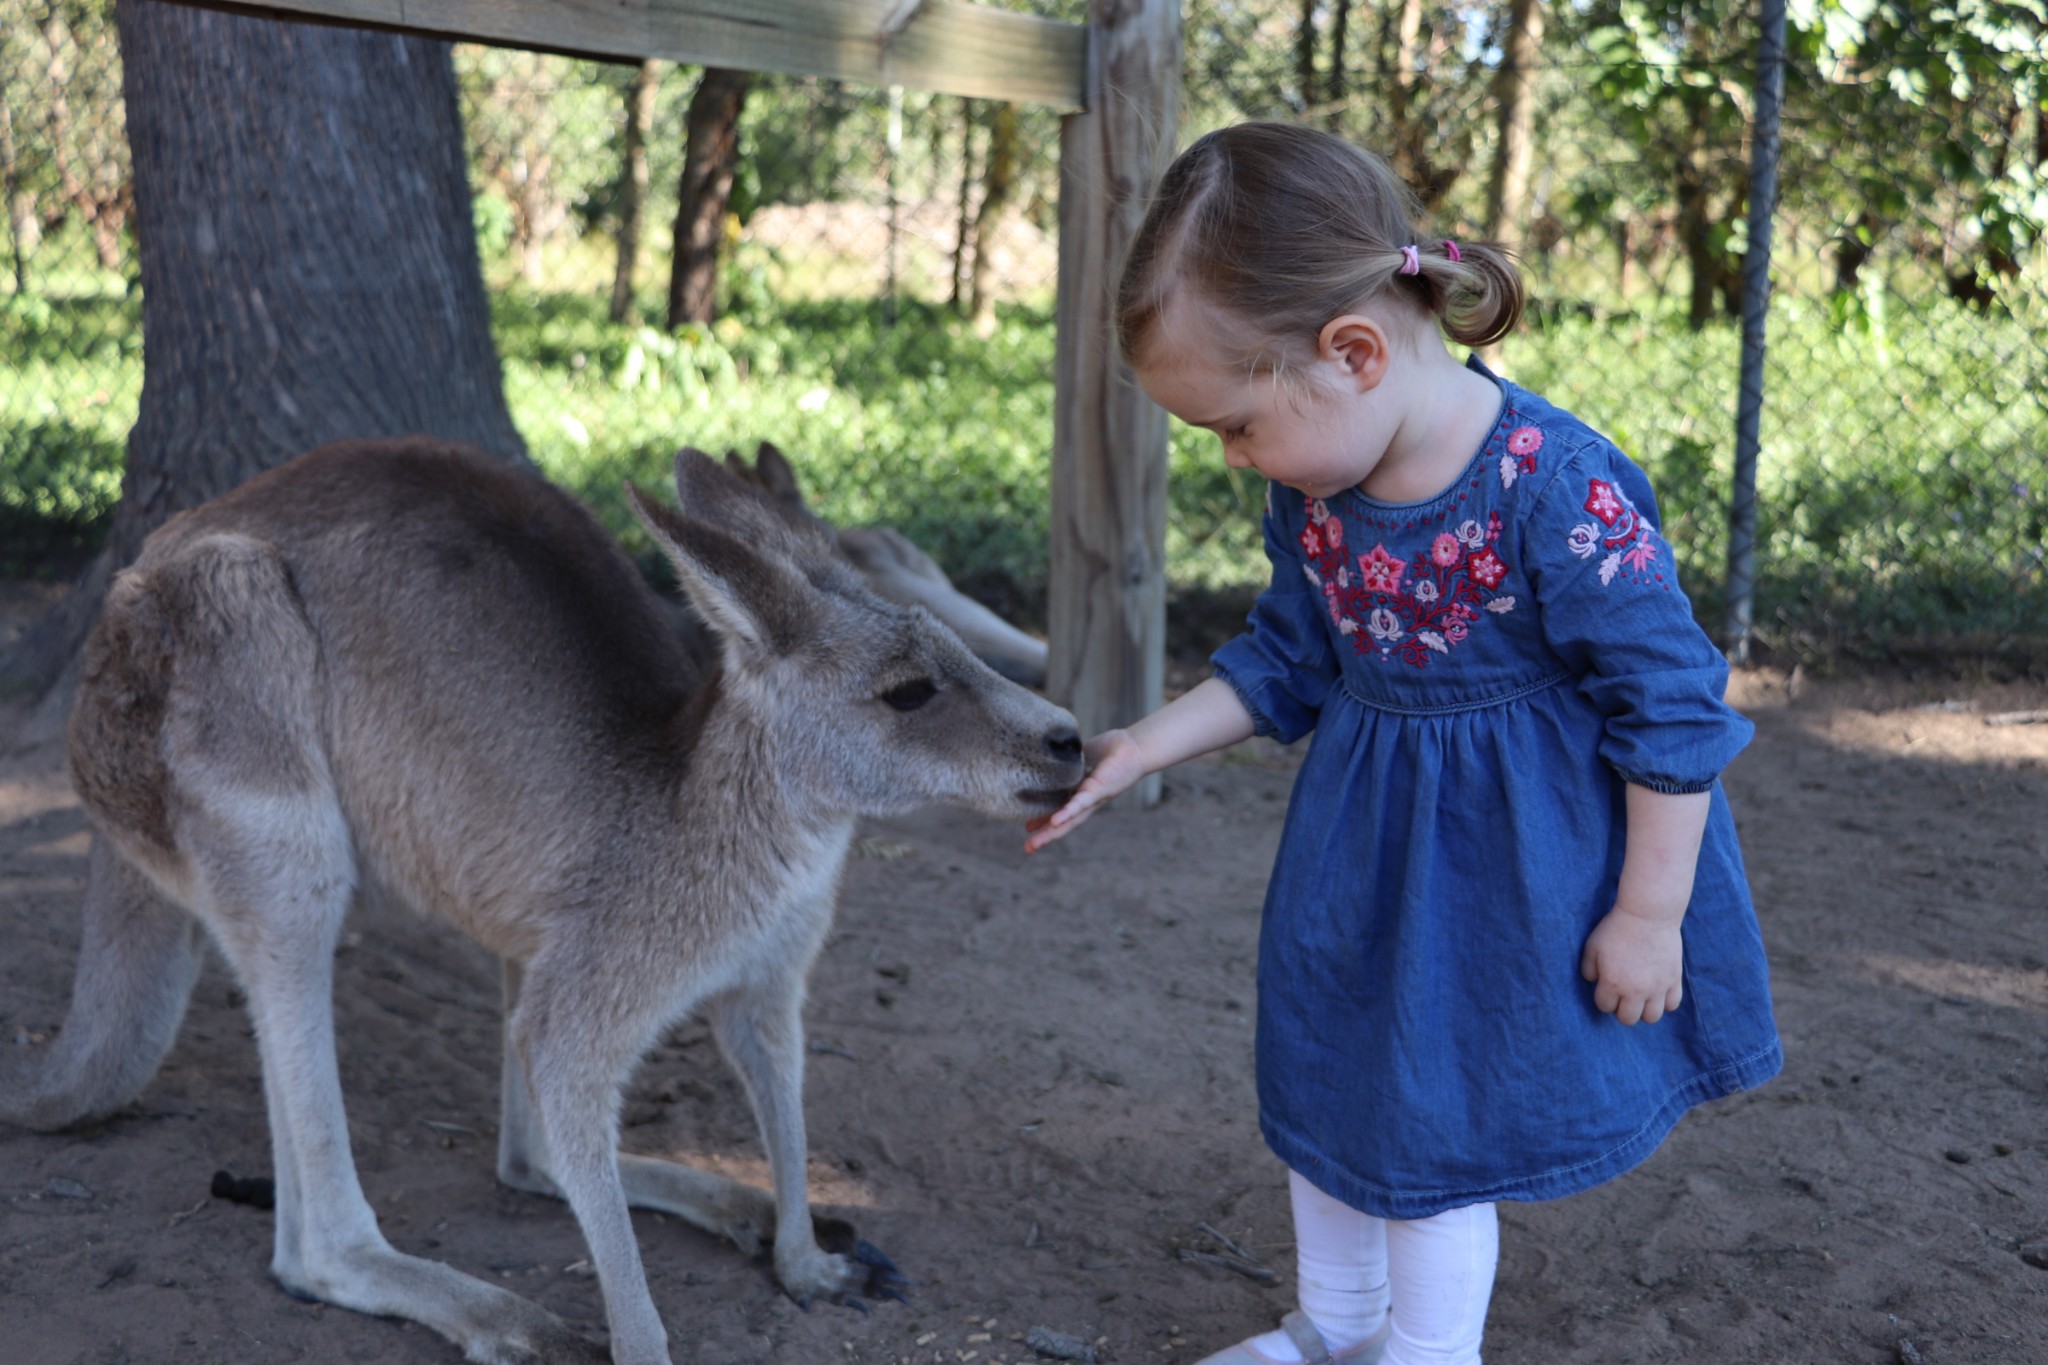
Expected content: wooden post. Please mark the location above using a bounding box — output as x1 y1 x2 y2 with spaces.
1049 0 1179 804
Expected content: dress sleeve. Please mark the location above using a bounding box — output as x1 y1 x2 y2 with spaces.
1209 487 1341 744
1524 440 1754 793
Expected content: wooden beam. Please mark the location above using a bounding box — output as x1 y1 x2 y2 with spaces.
1048 0 1179 804
192 0 1089 110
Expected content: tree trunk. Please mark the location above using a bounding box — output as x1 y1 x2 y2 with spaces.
0 0 524 707
0 79 31 292
1325 0 1350 129
666 67 751 331
1387 0 1425 185
950 97 979 313
1613 216 1635 301
1674 143 1732 330
1484 0 1545 251
609 59 662 323
1295 0 1318 113
968 102 1018 331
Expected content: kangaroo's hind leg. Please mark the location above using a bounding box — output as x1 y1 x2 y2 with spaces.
101 533 603 1365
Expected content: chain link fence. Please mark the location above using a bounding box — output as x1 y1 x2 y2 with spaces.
4 1 2045 669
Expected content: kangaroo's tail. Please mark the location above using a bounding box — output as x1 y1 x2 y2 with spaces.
0 834 203 1130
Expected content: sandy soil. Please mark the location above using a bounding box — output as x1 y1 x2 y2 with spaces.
3 579 2046 1364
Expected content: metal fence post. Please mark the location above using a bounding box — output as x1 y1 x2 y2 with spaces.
1725 0 1789 665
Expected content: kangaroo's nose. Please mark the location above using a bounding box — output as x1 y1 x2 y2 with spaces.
1046 726 1083 765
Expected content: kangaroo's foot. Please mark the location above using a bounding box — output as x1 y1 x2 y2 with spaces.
610 1152 907 1307
278 1237 609 1365
785 1217 910 1310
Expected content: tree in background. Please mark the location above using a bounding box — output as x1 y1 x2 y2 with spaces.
610 59 663 322
1485 0 1546 254
0 0 523 706
667 67 751 329
1789 0 2046 309
967 102 1019 331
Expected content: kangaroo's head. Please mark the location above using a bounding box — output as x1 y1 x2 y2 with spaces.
627 450 1084 821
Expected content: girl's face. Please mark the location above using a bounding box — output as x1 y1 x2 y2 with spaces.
1132 296 1403 502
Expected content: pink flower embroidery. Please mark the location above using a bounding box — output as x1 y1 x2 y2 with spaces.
1466 548 1508 589
1507 426 1543 456
1358 544 1405 594
1565 477 1667 591
1295 494 1515 671
1585 479 1626 526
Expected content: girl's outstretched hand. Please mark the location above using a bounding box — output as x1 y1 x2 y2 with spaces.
1580 906 1685 1026
1024 730 1148 853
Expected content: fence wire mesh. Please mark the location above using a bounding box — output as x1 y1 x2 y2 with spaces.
3 1 2044 668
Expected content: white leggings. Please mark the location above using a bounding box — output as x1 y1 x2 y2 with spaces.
1291 1169 1499 1365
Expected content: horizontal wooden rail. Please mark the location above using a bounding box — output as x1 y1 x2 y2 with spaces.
193 0 1090 110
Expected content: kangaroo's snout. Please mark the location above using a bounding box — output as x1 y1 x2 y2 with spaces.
1046 724 1083 766
1018 718 1086 808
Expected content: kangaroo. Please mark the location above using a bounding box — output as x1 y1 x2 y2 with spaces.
723 441 1051 688
0 437 1085 1365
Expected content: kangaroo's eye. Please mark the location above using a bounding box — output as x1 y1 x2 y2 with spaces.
880 678 938 712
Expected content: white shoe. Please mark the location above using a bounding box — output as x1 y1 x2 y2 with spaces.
1189 1310 1390 1365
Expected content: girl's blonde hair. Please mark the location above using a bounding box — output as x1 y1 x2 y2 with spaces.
1116 121 1525 371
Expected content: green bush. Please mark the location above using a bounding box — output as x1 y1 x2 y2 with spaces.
5 280 2042 660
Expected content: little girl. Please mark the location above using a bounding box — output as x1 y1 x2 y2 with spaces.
1025 122 1781 1365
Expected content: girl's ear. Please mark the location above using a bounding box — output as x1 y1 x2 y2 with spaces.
1318 314 1392 392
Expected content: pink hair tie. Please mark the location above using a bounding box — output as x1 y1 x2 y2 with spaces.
1443 239 1463 262
1398 244 1421 276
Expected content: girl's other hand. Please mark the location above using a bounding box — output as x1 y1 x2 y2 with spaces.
1579 906 1685 1025
1024 730 1148 853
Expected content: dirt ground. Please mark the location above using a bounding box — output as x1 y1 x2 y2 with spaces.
3 577 2046 1365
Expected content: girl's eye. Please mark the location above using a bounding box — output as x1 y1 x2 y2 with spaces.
1222 426 1247 442
880 678 938 711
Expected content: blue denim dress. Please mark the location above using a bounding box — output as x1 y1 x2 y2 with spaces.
1211 365 1782 1221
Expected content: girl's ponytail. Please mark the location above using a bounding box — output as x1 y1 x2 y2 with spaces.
1432 239 1525 349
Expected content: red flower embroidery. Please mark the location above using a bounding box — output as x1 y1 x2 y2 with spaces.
1467 548 1508 588
1507 426 1544 456
1585 479 1625 525
1297 495 1515 670
1358 544 1405 594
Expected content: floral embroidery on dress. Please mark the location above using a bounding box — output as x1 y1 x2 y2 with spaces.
1299 497 1517 668
1498 425 1543 489
1569 477 1663 588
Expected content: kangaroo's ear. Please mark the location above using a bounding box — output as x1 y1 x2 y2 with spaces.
750 441 806 508
671 447 831 557
627 481 812 658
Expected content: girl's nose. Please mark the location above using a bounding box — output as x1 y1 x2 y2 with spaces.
1223 445 1252 470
